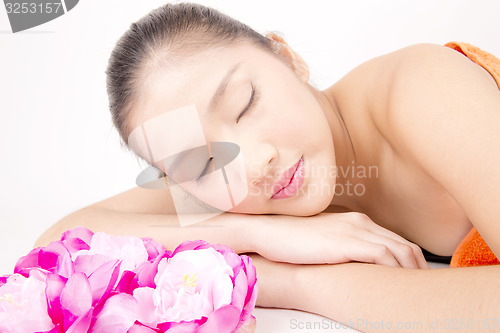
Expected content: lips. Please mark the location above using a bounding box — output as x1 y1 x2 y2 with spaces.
271 157 305 199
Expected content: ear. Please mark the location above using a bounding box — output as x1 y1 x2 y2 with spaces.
266 32 310 83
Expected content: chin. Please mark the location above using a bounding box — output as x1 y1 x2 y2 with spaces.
299 196 332 216
274 193 333 216
228 187 334 216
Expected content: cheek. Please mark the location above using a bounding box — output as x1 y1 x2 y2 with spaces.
258 102 311 142
274 104 330 149
270 85 328 139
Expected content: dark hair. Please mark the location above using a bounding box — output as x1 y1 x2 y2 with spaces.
106 2 273 147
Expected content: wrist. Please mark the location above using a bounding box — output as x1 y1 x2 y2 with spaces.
239 214 274 254
207 212 268 254
249 254 299 309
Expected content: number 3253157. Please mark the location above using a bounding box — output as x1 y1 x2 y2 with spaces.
5 2 63 14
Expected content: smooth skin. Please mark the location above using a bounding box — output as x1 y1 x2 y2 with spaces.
37 34 500 331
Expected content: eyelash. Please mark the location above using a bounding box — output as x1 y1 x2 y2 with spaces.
236 83 259 123
197 157 213 181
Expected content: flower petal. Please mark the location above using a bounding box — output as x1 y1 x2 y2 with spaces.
132 287 157 325
116 270 138 294
240 256 258 323
42 324 65 333
230 266 247 312
39 241 75 278
87 259 121 305
14 247 42 276
61 227 94 255
157 318 207 333
61 226 94 246
134 250 169 288
141 237 167 261
220 251 243 275
127 322 158 332
196 305 240 333
14 242 75 278
60 272 92 325
91 293 139 333
88 233 149 273
45 273 67 325
74 254 113 277
66 309 93 333
172 240 209 255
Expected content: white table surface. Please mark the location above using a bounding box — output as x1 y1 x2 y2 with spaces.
254 308 360 333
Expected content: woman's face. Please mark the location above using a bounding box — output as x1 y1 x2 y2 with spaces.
129 41 336 216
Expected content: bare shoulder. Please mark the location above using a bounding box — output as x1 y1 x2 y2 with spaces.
371 42 499 145
385 42 497 79
389 42 498 104
336 42 497 135
370 43 500 254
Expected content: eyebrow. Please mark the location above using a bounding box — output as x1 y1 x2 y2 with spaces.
208 63 242 113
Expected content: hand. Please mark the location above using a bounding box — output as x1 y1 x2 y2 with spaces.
251 212 429 268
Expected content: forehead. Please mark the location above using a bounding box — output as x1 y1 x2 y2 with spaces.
129 43 273 129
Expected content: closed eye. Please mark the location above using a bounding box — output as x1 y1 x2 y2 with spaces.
236 83 258 123
197 156 213 180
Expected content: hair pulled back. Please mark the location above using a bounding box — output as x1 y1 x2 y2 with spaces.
106 3 272 145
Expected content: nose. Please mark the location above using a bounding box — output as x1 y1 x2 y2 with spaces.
242 141 277 187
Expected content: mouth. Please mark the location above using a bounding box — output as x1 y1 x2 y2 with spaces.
271 157 305 199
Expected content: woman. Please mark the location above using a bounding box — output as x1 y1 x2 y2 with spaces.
36 2 500 330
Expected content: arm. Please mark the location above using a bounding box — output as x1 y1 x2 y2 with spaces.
35 205 255 252
35 186 254 253
252 254 500 333
35 186 427 267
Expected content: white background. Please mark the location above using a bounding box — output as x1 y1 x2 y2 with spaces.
0 1 498 331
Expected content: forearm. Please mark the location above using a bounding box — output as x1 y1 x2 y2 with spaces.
35 207 257 253
255 256 500 332
36 208 430 269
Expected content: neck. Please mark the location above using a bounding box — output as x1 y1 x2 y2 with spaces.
310 86 365 212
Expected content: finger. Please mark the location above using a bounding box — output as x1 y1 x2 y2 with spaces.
364 221 413 245
412 245 430 269
362 224 429 269
342 239 401 268
357 231 420 269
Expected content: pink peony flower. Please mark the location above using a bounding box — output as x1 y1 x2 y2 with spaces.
0 270 55 333
131 240 258 333
2 228 257 333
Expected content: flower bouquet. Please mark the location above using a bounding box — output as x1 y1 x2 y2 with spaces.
0 227 258 332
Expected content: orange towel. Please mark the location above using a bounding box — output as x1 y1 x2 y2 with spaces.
444 42 500 267
445 42 500 88
450 228 500 267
